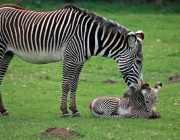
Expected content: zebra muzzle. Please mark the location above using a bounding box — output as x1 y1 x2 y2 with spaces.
150 110 160 119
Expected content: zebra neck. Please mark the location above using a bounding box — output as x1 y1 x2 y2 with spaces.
86 21 129 59
129 93 145 106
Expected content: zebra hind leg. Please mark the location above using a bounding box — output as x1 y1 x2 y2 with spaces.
0 93 9 116
0 51 14 116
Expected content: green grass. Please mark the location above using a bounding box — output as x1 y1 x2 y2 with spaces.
1 1 180 140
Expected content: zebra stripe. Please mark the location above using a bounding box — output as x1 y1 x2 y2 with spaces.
0 4 144 117
90 83 162 118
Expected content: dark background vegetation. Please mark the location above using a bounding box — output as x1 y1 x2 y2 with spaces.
1 0 180 14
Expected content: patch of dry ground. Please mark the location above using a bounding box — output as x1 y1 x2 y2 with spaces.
102 79 118 84
39 127 77 139
169 75 180 82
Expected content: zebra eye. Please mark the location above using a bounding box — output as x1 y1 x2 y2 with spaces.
136 60 142 65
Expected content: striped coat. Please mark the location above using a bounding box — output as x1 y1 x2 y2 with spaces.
0 4 144 117
89 83 162 118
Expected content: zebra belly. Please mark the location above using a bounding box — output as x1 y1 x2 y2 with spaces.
9 48 64 64
116 107 128 115
115 99 130 115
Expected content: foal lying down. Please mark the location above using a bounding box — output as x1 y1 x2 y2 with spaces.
89 83 162 119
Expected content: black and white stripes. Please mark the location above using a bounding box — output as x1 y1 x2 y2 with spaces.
0 4 144 117
90 83 162 118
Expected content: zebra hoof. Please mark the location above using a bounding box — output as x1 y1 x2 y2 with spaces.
72 112 81 117
1 111 9 116
61 113 70 118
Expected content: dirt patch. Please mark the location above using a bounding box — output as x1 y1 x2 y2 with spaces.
169 75 180 82
102 79 118 84
39 127 77 139
78 79 87 82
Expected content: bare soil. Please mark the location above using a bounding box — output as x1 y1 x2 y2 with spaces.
39 127 77 139
102 79 118 84
169 75 180 82
78 79 87 82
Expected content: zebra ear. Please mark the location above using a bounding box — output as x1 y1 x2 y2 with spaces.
141 83 151 90
135 30 144 40
126 32 137 49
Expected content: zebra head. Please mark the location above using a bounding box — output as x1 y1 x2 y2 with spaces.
118 30 144 90
141 82 162 118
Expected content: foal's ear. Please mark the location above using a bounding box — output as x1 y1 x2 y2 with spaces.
126 32 137 49
154 82 162 90
141 83 150 90
135 30 144 40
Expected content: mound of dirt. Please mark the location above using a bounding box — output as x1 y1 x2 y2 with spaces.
39 127 77 139
169 75 180 82
78 79 87 82
102 79 118 84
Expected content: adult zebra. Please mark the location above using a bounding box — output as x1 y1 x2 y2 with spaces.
0 4 144 117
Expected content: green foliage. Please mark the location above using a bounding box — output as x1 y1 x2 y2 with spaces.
0 1 180 140
0 0 180 13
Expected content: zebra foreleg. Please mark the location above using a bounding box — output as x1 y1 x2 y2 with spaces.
60 61 84 117
60 80 71 117
69 63 84 117
60 57 74 117
69 93 80 117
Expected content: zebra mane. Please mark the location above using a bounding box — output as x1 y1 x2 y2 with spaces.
0 4 130 35
128 89 146 106
63 4 130 35
124 87 145 99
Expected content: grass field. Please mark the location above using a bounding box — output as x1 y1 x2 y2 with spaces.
0 1 180 140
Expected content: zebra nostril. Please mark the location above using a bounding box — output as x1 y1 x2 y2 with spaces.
136 60 141 65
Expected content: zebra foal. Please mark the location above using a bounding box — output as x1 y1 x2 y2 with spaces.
89 83 162 118
0 4 144 117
